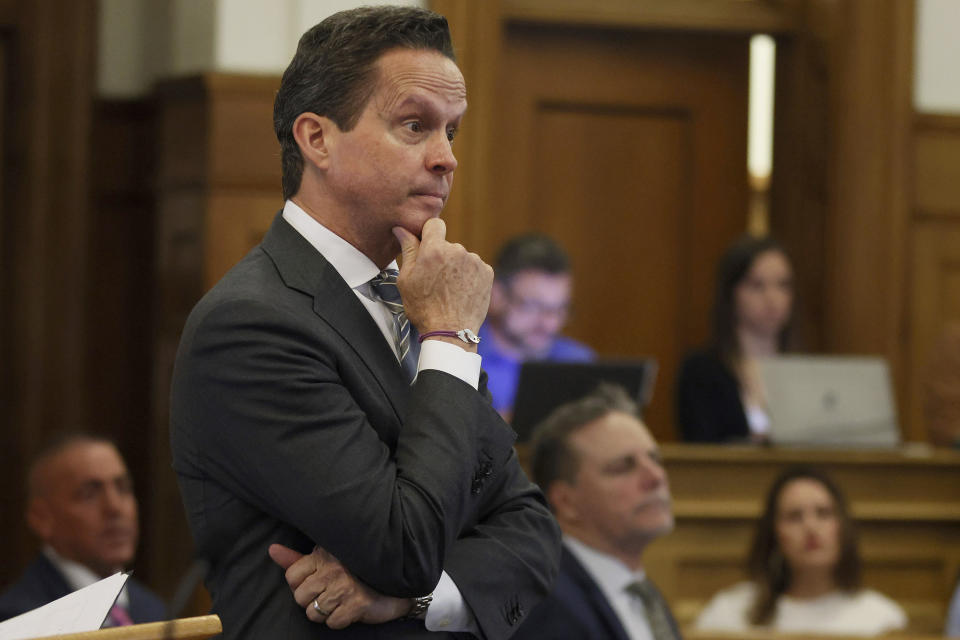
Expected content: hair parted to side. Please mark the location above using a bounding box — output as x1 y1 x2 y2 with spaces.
746 466 862 626
711 234 794 368
273 6 456 201
494 233 571 284
529 384 640 495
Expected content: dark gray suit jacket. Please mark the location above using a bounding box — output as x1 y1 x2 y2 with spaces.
170 213 560 639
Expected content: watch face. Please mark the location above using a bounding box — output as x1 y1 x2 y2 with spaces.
458 329 481 344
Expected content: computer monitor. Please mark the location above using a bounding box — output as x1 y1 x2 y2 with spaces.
758 355 900 447
510 359 658 442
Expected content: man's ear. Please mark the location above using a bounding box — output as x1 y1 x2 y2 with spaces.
547 481 579 523
292 112 336 171
26 498 54 541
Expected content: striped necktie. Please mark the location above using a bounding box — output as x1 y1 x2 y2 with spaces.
625 579 680 640
104 604 134 627
369 269 418 382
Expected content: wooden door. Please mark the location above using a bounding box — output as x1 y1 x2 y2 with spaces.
483 24 749 440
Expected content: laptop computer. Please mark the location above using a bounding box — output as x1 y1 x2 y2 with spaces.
510 359 658 442
758 355 900 447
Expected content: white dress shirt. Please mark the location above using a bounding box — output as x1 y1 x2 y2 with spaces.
695 581 907 636
43 546 130 610
564 536 656 640
282 200 480 634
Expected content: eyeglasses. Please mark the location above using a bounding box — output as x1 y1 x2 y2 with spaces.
505 291 571 319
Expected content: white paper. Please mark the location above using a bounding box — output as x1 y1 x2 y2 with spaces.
0 572 129 640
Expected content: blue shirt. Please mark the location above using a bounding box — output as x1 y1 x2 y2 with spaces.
478 322 595 412
948 580 960 637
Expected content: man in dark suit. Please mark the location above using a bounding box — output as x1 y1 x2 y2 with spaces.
169 6 560 639
0 434 166 625
513 385 681 640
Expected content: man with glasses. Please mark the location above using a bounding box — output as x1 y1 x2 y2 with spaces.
479 234 594 418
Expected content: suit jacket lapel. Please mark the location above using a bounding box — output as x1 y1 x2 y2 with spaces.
561 546 632 640
261 212 410 421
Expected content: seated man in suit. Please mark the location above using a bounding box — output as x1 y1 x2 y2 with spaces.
514 384 680 640
478 233 594 417
0 433 166 625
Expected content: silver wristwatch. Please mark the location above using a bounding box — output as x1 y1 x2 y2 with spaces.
405 592 434 619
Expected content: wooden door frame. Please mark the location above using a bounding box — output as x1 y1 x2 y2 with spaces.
771 0 915 437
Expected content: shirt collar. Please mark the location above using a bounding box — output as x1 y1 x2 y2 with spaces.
564 534 646 597
282 199 397 289
43 546 130 608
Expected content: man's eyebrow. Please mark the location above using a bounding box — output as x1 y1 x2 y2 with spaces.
388 93 467 120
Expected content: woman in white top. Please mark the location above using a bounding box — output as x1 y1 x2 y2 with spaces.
696 467 907 636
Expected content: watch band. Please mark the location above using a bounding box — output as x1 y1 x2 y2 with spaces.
418 329 481 344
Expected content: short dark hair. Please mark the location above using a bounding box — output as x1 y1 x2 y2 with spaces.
273 6 456 200
529 384 640 494
27 431 119 498
747 466 861 625
711 234 793 366
494 233 571 284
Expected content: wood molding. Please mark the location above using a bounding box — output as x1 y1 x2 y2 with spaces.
428 0 503 248
501 0 801 33
823 0 914 427
913 113 960 219
906 222 960 446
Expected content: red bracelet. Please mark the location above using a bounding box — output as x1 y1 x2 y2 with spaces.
418 329 481 345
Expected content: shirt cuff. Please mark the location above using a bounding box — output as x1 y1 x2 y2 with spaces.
424 570 480 634
417 339 481 389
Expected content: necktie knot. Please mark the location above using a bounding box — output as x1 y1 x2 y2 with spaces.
369 269 403 310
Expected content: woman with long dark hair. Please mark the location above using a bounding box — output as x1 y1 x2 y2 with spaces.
695 467 906 635
676 234 794 442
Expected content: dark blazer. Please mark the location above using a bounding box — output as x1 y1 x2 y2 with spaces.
512 545 679 640
170 213 561 639
0 554 167 623
675 347 750 443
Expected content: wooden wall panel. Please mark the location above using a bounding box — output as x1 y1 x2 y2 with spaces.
485 24 748 439
914 116 960 219
204 191 282 286
0 0 97 587
85 100 158 574
906 221 960 446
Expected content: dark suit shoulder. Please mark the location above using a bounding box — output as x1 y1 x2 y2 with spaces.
0 555 72 621
512 546 628 640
